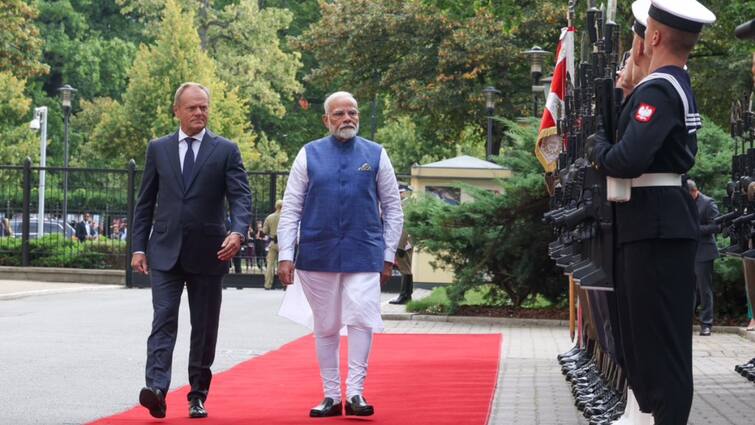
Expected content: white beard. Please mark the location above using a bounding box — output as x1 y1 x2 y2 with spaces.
333 125 358 140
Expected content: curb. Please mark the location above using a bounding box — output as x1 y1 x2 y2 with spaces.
0 266 125 285
382 313 755 342
0 284 122 300
381 312 570 327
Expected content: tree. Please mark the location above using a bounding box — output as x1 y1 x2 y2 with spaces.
206 0 303 119
82 0 264 169
0 72 38 165
687 0 755 128
298 0 563 169
404 118 563 309
0 0 48 79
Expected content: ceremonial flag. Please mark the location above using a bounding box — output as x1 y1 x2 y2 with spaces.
535 27 575 173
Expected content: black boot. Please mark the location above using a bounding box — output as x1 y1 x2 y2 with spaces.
389 274 413 304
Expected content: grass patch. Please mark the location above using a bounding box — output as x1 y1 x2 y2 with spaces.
405 284 562 314
406 286 450 314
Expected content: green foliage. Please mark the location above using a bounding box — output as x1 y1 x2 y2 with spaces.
406 286 451 314
376 102 487 173
713 255 747 318
0 0 49 78
687 0 755 128
404 118 563 310
298 0 563 171
85 0 259 168
207 1 303 119
688 115 734 202
0 72 38 165
0 234 126 269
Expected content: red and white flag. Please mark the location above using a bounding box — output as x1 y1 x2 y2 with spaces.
535 27 575 173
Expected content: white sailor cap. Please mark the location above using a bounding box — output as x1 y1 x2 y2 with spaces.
648 0 716 33
631 0 650 38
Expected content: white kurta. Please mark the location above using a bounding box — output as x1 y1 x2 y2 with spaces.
277 145 403 332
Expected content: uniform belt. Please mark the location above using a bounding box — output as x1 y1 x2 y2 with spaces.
631 173 683 188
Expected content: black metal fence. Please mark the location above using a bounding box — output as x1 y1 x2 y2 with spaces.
0 160 407 289
0 160 289 281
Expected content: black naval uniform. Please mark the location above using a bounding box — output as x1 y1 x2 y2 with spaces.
589 65 700 425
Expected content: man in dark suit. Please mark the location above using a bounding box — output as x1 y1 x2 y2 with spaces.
75 212 95 242
688 179 719 336
131 82 252 419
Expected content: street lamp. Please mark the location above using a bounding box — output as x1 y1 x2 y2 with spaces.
58 84 77 230
30 107 48 237
523 46 550 116
482 86 501 160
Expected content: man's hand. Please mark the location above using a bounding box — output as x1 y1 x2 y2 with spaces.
278 260 295 286
217 233 243 262
381 261 393 286
585 130 608 163
131 253 149 275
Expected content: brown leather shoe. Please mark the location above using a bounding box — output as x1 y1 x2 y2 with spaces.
345 395 374 416
309 397 342 417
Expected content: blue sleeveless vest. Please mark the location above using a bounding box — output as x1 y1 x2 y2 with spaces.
296 135 385 272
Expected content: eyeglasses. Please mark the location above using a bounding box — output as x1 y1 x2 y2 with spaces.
329 110 359 118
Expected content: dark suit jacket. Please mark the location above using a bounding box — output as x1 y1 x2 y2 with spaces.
131 129 252 275
75 221 93 241
695 193 719 262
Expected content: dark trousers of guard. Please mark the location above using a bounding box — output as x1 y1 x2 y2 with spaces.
146 264 223 402
694 260 715 327
615 238 697 425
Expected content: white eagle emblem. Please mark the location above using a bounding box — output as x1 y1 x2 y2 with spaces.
634 103 656 123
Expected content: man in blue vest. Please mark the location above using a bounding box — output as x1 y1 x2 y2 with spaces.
277 91 403 418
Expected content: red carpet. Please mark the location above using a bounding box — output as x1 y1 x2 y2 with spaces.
90 333 501 424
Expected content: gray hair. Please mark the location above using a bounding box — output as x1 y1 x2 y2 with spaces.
174 82 211 107
323 91 358 114
687 179 698 191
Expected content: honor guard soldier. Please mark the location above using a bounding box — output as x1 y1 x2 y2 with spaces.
587 1 716 423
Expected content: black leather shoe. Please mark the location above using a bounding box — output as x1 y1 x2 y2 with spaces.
345 395 374 416
309 397 342 417
139 387 166 419
388 294 411 304
189 397 207 418
700 326 712 336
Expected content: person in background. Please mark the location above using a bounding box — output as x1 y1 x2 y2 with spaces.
389 184 414 305
263 200 282 289
687 179 719 336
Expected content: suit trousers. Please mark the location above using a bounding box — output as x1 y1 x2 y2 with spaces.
146 265 223 402
694 260 715 326
615 238 697 425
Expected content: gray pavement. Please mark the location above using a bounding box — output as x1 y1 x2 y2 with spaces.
1 281 755 424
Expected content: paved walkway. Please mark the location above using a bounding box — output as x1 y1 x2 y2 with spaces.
2 280 755 424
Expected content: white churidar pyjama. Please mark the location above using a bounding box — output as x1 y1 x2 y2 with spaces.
279 270 382 399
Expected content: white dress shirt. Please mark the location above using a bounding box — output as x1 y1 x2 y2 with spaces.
277 145 404 265
178 128 205 170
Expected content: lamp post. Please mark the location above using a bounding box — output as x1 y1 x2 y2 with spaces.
30 107 48 237
482 86 501 160
523 46 550 116
58 84 77 231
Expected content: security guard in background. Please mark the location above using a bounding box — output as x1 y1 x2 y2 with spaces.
587 0 716 423
263 200 282 290
390 185 413 304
